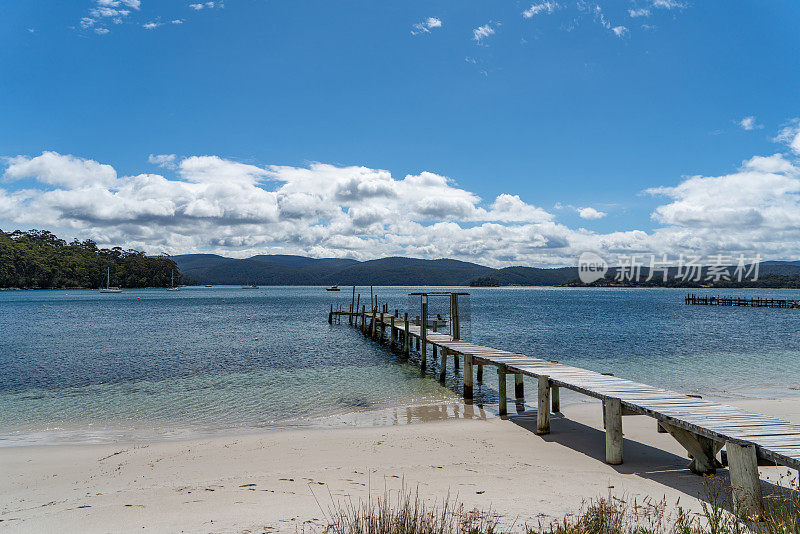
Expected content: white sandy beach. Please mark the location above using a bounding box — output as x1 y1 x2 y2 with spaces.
1 396 798 533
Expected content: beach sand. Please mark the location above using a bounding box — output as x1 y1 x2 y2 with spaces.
1 396 798 533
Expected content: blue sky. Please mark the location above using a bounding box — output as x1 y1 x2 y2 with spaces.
1 1 799 265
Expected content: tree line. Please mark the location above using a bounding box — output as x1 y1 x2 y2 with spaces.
0 229 181 289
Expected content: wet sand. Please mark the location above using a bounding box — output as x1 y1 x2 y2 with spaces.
1 396 798 533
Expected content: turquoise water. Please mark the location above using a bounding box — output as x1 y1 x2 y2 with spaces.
1 286 798 445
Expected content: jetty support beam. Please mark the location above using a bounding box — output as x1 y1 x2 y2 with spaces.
661 422 722 474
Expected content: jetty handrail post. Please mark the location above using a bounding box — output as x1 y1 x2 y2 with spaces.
403 313 409 355
537 376 550 434
726 441 763 519
498 365 507 415
371 304 377 339
355 294 360 326
463 355 473 399
450 293 461 340
604 398 623 464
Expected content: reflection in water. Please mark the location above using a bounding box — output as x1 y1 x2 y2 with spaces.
329 401 490 429
1 285 799 445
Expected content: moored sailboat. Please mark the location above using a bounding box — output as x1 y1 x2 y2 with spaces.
167 270 180 291
99 267 122 293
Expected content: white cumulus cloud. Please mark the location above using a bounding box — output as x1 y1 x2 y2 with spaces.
473 23 498 43
523 2 559 18
738 116 763 131
412 17 442 35
628 8 650 17
4 125 800 266
578 207 607 220
775 119 800 155
148 154 177 169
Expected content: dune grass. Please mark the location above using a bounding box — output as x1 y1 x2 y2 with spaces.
320 476 799 534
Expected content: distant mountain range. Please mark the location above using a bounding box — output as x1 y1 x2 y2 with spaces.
172 255 800 287
173 254 577 286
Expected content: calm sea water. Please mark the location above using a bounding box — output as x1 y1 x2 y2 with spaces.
1 286 798 445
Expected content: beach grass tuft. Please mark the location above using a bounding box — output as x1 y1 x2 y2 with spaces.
321 476 799 534
322 484 500 534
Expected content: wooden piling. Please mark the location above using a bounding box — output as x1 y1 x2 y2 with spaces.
328 304 333 324
439 349 447 382
537 376 550 434
476 364 483 382
498 365 507 415
390 315 396 346
726 442 763 519
403 313 409 354
350 286 355 325
604 398 623 464
420 298 428 360
515 373 524 400
464 355 473 399
415 316 420 350
551 386 560 412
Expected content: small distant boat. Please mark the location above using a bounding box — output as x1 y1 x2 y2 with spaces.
166 270 180 291
326 285 341 292
99 267 122 293
204 284 213 288
242 284 259 289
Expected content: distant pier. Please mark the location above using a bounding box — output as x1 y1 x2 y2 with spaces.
685 293 800 308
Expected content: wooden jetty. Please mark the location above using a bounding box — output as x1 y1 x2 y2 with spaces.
686 293 800 308
330 296 800 518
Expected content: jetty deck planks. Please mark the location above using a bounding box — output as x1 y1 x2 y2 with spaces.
331 309 799 515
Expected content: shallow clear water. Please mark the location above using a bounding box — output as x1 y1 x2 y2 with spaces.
1 286 798 445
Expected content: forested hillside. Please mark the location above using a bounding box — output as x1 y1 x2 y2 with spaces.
175 254 580 286
0 229 179 289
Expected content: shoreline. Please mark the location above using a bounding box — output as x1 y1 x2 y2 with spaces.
2 396 798 533
3 385 798 449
